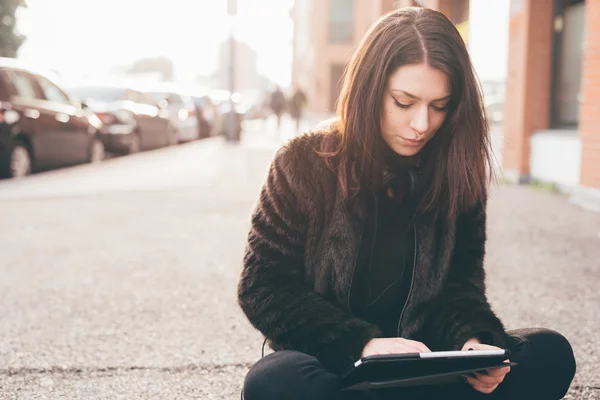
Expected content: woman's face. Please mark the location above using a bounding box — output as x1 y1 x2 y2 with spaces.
380 63 451 157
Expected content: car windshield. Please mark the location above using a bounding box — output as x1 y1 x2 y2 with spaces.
194 96 211 107
68 86 128 102
148 92 188 106
147 92 168 102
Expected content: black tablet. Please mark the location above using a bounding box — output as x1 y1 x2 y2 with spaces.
341 349 517 391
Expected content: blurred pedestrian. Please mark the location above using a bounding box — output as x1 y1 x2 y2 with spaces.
239 7 575 400
289 83 308 133
270 85 286 132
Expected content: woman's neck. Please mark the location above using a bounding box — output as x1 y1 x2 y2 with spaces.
382 145 421 171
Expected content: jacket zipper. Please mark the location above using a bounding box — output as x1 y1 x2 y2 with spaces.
397 221 417 336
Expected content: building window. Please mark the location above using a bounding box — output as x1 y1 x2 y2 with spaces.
328 0 354 43
551 0 585 128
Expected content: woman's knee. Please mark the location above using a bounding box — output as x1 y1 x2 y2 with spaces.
511 328 576 369
507 328 576 398
243 350 340 400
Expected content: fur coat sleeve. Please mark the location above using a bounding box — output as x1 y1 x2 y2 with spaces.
237 142 381 374
418 199 509 350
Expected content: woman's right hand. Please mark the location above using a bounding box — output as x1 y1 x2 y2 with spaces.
361 338 431 357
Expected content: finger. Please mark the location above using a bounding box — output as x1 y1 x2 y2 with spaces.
472 384 498 395
464 375 496 389
466 374 499 388
391 340 425 354
406 340 431 353
470 343 501 351
487 366 511 377
473 372 505 385
396 343 425 354
381 344 415 355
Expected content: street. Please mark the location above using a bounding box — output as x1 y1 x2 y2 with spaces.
1 117 599 399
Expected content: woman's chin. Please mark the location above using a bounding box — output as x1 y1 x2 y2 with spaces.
391 145 422 157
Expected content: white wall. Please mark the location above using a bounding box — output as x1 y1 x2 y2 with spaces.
530 131 582 189
468 0 510 82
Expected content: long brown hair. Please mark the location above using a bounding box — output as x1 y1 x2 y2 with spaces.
319 7 493 221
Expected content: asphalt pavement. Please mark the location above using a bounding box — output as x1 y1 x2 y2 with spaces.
0 116 598 399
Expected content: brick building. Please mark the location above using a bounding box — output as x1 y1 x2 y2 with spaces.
501 0 599 211
292 0 599 210
291 0 469 116
291 0 397 116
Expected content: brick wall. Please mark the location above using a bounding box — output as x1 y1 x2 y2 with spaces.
502 0 553 179
580 0 600 189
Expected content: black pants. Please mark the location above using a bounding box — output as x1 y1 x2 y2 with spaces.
243 328 576 400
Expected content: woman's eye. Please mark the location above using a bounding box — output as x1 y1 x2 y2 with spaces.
393 98 411 109
431 104 449 112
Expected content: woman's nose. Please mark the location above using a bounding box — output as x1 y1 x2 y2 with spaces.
410 107 429 135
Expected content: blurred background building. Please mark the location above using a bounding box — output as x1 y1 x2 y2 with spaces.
291 0 469 117
217 40 259 92
291 0 600 210
291 0 396 116
0 0 598 210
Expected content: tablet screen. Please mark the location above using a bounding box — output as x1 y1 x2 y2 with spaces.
354 349 508 367
419 349 507 359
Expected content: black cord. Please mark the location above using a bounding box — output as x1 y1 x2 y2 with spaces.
261 337 268 358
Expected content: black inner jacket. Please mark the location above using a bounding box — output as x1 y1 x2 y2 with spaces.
350 154 419 338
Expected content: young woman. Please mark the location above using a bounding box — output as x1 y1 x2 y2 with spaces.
238 7 576 400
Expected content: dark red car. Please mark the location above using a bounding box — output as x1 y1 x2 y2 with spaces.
0 58 105 179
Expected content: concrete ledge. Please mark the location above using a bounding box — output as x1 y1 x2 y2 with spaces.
530 129 580 189
570 185 600 213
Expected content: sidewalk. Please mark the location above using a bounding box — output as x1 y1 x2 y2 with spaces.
241 113 335 148
0 123 598 399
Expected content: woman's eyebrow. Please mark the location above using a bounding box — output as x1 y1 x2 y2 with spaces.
391 89 451 102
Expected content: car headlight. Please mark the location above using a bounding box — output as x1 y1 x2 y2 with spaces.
87 114 102 129
178 109 189 120
2 109 20 124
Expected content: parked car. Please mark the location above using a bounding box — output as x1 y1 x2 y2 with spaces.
0 58 104 179
66 84 175 154
146 90 199 143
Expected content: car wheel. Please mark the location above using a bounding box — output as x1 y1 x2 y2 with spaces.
168 126 179 146
10 142 32 178
128 133 141 154
89 137 105 163
199 120 210 139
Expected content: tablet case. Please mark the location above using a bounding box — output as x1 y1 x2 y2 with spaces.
341 350 517 391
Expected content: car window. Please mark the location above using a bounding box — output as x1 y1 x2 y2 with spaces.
4 70 41 100
136 92 159 107
148 92 184 105
68 86 127 103
126 90 156 106
124 90 141 103
147 92 166 103
35 76 71 105
167 94 184 105
194 96 212 108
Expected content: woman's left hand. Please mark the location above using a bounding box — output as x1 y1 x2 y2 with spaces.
461 340 511 394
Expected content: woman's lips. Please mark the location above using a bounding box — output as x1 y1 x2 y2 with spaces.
401 137 425 147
